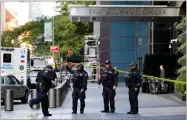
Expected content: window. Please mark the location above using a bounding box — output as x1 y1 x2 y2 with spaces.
11 75 20 84
6 76 17 84
0 76 4 84
3 53 11 63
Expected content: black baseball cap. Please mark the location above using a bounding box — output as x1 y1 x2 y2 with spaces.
105 60 111 64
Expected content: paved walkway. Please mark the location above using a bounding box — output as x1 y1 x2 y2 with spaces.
1 83 186 119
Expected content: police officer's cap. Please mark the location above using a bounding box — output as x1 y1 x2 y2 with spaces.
46 65 53 69
105 60 111 64
129 62 137 67
76 64 84 69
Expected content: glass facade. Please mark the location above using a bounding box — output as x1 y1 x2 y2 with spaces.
110 1 149 79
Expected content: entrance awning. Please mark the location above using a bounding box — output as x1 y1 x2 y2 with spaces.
69 5 183 22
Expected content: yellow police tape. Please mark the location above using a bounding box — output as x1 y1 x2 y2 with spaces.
3 61 186 85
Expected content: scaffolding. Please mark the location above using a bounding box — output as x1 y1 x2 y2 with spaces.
84 35 100 82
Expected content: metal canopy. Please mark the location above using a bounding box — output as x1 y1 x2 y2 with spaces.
69 5 183 22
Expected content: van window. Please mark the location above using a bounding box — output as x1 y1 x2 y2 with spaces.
3 53 11 63
31 59 34 66
0 76 4 84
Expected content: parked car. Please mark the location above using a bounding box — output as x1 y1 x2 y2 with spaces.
1 74 29 103
27 69 41 89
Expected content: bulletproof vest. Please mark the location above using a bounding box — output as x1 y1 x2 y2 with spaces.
129 70 139 87
101 67 115 87
36 70 52 92
72 71 84 88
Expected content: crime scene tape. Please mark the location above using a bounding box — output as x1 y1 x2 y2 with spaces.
90 65 186 85
2 61 186 85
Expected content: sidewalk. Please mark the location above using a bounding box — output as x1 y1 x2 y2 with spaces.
1 83 186 120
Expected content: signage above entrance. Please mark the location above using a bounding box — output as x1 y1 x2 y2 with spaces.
69 5 183 22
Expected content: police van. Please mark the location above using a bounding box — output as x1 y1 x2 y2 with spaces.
1 47 28 86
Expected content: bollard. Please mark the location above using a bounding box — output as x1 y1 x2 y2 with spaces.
49 88 56 108
5 89 14 111
56 88 62 107
31 89 40 109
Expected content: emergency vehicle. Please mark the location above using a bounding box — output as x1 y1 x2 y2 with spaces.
29 56 48 68
1 47 28 86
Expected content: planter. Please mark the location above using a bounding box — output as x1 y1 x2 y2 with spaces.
174 90 186 101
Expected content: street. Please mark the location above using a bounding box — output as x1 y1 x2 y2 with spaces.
1 83 186 120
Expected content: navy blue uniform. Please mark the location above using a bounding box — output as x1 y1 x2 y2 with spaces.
30 70 53 115
126 70 142 113
114 70 119 87
67 67 88 113
99 66 117 112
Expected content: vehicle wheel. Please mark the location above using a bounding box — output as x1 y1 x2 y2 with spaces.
21 91 28 103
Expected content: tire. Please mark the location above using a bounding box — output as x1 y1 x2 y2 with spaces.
21 91 28 103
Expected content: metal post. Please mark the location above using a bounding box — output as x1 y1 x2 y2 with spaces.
31 89 40 109
49 88 56 108
151 0 154 55
56 88 62 107
59 50 63 82
52 8 55 61
5 89 14 111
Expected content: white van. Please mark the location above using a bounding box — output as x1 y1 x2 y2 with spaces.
1 47 28 86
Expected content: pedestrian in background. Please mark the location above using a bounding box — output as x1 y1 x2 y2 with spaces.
99 60 117 113
29 65 53 117
160 65 165 78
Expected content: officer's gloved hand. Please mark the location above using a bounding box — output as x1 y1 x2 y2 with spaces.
113 85 117 90
80 88 84 93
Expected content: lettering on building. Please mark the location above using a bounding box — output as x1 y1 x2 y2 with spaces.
88 7 166 16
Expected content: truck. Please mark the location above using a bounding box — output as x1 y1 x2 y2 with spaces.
1 47 29 87
27 56 48 89
29 56 48 68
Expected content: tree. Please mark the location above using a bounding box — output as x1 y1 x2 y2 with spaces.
175 17 186 94
1 1 95 62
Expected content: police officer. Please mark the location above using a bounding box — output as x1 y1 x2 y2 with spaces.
125 63 142 114
29 65 53 117
66 63 88 114
99 60 117 113
114 67 119 87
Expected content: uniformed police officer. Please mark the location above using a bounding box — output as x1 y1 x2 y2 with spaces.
125 63 142 114
99 60 117 113
29 65 53 117
66 64 88 114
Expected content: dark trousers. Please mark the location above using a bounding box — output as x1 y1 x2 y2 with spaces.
30 91 49 115
102 87 116 111
128 88 139 112
72 88 86 112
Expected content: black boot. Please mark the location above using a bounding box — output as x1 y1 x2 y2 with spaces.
44 113 52 116
72 111 77 114
100 109 109 113
80 110 84 114
110 109 115 113
127 111 132 114
131 111 138 114
29 100 33 109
